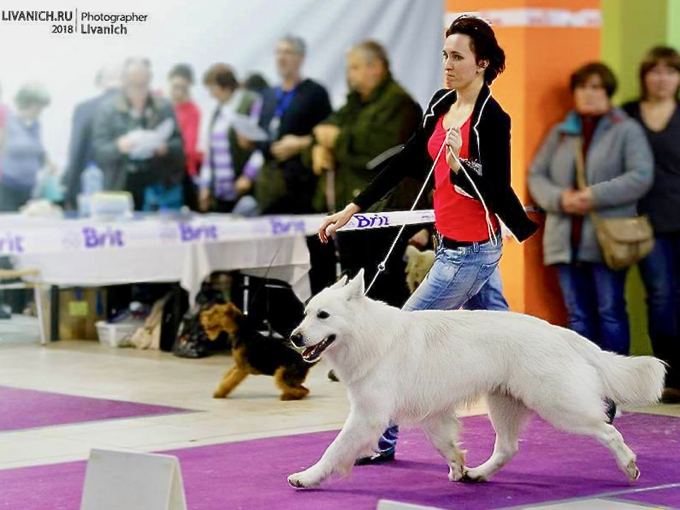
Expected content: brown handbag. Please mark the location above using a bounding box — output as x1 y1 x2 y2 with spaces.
574 138 654 271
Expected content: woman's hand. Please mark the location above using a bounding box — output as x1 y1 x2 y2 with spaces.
271 135 311 161
199 188 211 212
409 228 430 248
236 133 254 150
445 126 462 172
312 145 334 175
313 124 340 149
573 188 594 213
318 203 361 243
235 175 252 195
116 134 136 154
561 188 593 215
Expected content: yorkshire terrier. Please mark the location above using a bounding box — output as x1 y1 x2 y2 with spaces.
200 302 313 400
404 245 436 293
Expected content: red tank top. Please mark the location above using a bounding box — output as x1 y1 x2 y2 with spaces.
428 115 499 241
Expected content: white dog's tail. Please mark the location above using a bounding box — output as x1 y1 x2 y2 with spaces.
570 334 665 405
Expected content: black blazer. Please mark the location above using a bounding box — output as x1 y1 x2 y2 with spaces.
353 86 538 242
256 79 332 214
62 89 117 208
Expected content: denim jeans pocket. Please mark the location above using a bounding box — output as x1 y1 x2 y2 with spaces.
466 256 502 300
438 246 467 265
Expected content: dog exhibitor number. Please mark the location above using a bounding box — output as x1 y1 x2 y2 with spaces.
51 24 74 33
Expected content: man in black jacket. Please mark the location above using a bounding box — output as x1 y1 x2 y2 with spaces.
92 58 185 211
62 65 121 209
253 35 332 215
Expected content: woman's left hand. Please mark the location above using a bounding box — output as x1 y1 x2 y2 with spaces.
271 135 310 161
572 188 594 214
445 126 462 172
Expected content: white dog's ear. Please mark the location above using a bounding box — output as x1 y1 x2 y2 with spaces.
345 269 365 300
329 275 348 290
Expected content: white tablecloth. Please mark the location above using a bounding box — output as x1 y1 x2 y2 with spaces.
5 213 314 302
14 234 312 302
3 209 438 303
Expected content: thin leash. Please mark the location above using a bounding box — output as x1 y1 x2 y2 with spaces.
364 123 497 296
242 241 284 318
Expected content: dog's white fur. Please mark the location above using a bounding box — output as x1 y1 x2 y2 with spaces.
287 270 665 489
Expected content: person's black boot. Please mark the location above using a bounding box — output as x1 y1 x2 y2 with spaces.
604 398 617 424
354 451 395 466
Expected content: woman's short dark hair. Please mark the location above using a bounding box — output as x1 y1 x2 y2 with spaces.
243 73 269 93
169 64 194 84
639 46 680 99
203 64 238 91
445 15 506 85
570 62 617 98
14 82 50 110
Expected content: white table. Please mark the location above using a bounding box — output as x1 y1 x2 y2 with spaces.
2 213 315 340
15 235 311 302
1 209 436 301
1 210 437 340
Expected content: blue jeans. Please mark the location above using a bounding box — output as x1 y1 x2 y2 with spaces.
556 263 630 355
143 183 184 211
638 233 680 388
403 237 508 312
376 235 507 456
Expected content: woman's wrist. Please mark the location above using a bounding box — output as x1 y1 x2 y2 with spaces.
346 203 361 215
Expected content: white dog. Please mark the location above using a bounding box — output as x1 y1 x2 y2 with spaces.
287 270 665 489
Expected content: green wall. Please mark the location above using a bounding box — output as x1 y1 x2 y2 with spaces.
601 0 668 104
668 0 680 49
600 0 675 355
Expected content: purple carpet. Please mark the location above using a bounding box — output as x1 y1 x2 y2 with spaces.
0 386 192 432
0 413 678 510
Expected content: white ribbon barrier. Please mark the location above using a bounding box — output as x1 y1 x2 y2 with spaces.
0 210 437 256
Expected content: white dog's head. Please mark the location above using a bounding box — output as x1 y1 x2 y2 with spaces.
290 269 366 363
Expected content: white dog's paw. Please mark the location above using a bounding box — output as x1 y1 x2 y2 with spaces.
287 470 322 489
448 464 466 482
459 467 489 483
626 460 640 481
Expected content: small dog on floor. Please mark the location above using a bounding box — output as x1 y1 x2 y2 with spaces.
200 302 313 400
287 270 665 489
404 245 435 293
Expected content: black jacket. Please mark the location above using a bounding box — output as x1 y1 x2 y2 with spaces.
62 88 118 208
255 79 332 214
353 86 538 242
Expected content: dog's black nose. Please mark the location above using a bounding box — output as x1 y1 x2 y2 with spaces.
290 332 305 348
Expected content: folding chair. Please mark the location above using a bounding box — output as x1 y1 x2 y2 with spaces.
0 268 46 345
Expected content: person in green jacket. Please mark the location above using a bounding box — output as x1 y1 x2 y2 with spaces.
311 40 423 307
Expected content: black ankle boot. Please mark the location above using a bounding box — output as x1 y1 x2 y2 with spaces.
355 451 395 466
605 398 617 424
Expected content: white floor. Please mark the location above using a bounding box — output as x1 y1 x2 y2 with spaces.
0 339 677 510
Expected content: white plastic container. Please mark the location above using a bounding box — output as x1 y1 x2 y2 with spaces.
90 192 134 220
95 320 144 347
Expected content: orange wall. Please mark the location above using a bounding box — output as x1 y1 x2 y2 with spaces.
445 0 600 324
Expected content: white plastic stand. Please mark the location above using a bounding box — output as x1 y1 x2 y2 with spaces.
377 501 446 510
80 449 187 510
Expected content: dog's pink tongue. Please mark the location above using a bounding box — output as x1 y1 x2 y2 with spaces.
302 346 317 360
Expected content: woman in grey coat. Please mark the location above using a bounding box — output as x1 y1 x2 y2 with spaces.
0 83 51 211
528 63 653 356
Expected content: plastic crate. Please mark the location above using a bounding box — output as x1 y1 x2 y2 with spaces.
95 320 143 347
